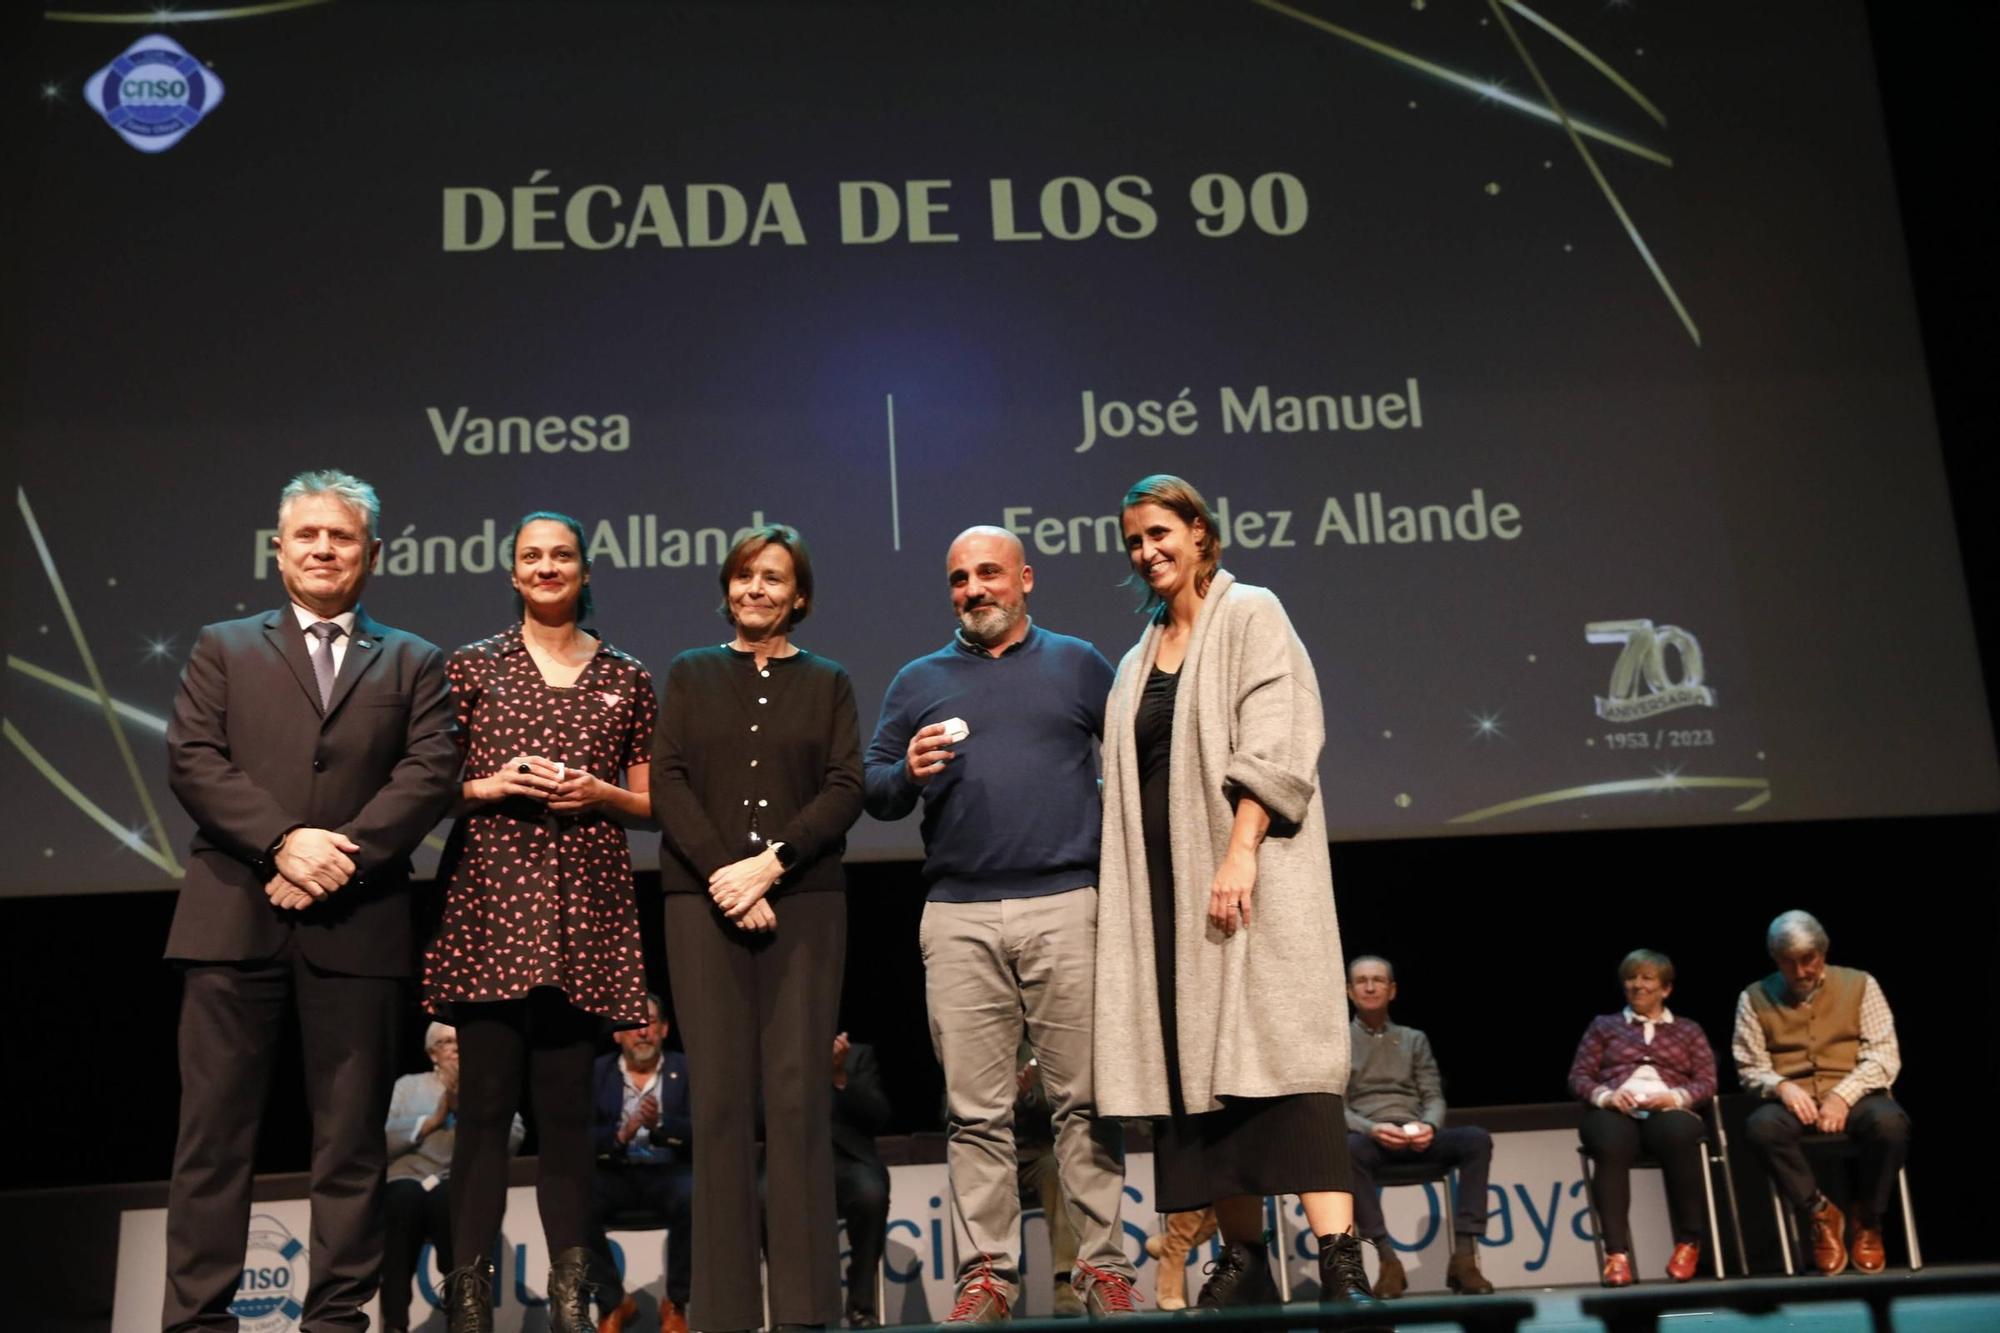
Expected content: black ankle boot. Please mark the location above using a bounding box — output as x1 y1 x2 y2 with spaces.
1195 1240 1280 1308
1317 1231 1379 1305
546 1246 600 1333
443 1256 495 1333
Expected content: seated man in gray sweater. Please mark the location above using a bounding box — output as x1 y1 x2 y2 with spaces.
1344 957 1494 1297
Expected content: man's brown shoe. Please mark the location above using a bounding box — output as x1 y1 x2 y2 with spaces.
1850 1225 1886 1274
1600 1252 1633 1287
1810 1198 1849 1276
1445 1251 1493 1295
1152 1250 1188 1311
1666 1241 1701 1282
1371 1248 1406 1299
1148 1210 1217 1311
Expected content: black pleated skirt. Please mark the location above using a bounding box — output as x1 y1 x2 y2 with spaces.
1139 664 1351 1213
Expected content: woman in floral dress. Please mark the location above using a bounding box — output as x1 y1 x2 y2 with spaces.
425 511 655 1333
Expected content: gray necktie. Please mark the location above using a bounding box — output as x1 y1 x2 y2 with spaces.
307 621 343 710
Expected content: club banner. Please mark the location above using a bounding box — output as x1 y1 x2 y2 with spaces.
110 1134 1674 1329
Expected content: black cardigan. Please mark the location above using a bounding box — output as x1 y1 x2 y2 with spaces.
651 644 862 897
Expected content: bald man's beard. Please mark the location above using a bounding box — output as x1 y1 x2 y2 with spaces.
958 601 1022 644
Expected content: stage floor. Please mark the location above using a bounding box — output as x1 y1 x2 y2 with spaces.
1403 1279 1997 1332
946 1266 2000 1333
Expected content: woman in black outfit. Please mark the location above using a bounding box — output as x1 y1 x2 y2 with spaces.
652 524 864 1331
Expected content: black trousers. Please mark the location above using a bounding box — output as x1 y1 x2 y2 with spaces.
591 1163 695 1307
163 939 401 1333
1745 1092 1911 1226
836 1154 891 1316
1579 1107 1710 1252
450 988 601 1264
381 1177 452 1331
665 890 846 1330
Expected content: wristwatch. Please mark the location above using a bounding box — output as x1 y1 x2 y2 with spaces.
766 840 799 870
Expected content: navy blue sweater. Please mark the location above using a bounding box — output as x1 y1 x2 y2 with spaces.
864 624 1115 901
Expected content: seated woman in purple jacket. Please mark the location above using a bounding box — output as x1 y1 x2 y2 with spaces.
1567 949 1717 1288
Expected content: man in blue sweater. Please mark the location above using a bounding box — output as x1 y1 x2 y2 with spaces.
865 526 1137 1321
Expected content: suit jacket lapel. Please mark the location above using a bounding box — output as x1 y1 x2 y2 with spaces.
262 610 325 714
323 608 386 719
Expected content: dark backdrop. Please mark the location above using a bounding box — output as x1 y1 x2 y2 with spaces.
1 0 1993 1282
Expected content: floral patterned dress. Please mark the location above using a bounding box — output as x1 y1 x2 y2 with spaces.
423 624 655 1025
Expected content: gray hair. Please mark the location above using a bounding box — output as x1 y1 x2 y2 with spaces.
278 469 380 540
1766 910 1829 958
424 1021 455 1054
1347 954 1395 982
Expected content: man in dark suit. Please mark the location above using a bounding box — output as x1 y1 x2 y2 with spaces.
832 1034 892 1329
162 469 459 1332
588 993 694 1333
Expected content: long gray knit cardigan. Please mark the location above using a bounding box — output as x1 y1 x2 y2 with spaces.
1094 570 1350 1117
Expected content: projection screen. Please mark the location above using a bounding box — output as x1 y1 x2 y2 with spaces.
7 0 1995 894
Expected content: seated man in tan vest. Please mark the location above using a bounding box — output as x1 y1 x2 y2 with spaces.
1732 910 1910 1276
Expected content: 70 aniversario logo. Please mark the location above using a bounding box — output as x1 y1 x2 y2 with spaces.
1586 618 1716 722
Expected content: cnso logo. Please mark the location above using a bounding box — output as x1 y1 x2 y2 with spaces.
230 1213 307 1332
84 34 226 154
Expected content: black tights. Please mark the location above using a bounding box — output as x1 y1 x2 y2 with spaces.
449 989 600 1264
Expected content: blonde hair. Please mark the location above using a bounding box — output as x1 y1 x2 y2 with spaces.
1618 949 1676 988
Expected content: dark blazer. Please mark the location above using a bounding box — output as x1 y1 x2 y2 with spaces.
593 1050 692 1162
832 1042 890 1167
164 606 459 977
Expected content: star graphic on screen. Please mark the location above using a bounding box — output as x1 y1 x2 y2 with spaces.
142 633 178 663
1467 709 1507 741
1653 764 1684 790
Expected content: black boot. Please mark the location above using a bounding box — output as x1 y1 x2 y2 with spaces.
546 1246 601 1333
1317 1231 1380 1305
1194 1240 1280 1308
443 1256 495 1333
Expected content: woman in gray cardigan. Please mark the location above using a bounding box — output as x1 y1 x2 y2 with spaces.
1097 474 1375 1309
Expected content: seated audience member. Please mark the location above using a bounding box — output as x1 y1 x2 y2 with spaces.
1568 949 1718 1287
382 1023 523 1333
833 1033 893 1329
1734 910 1910 1276
590 994 693 1333
1014 1044 1083 1317
1343 956 1493 1297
